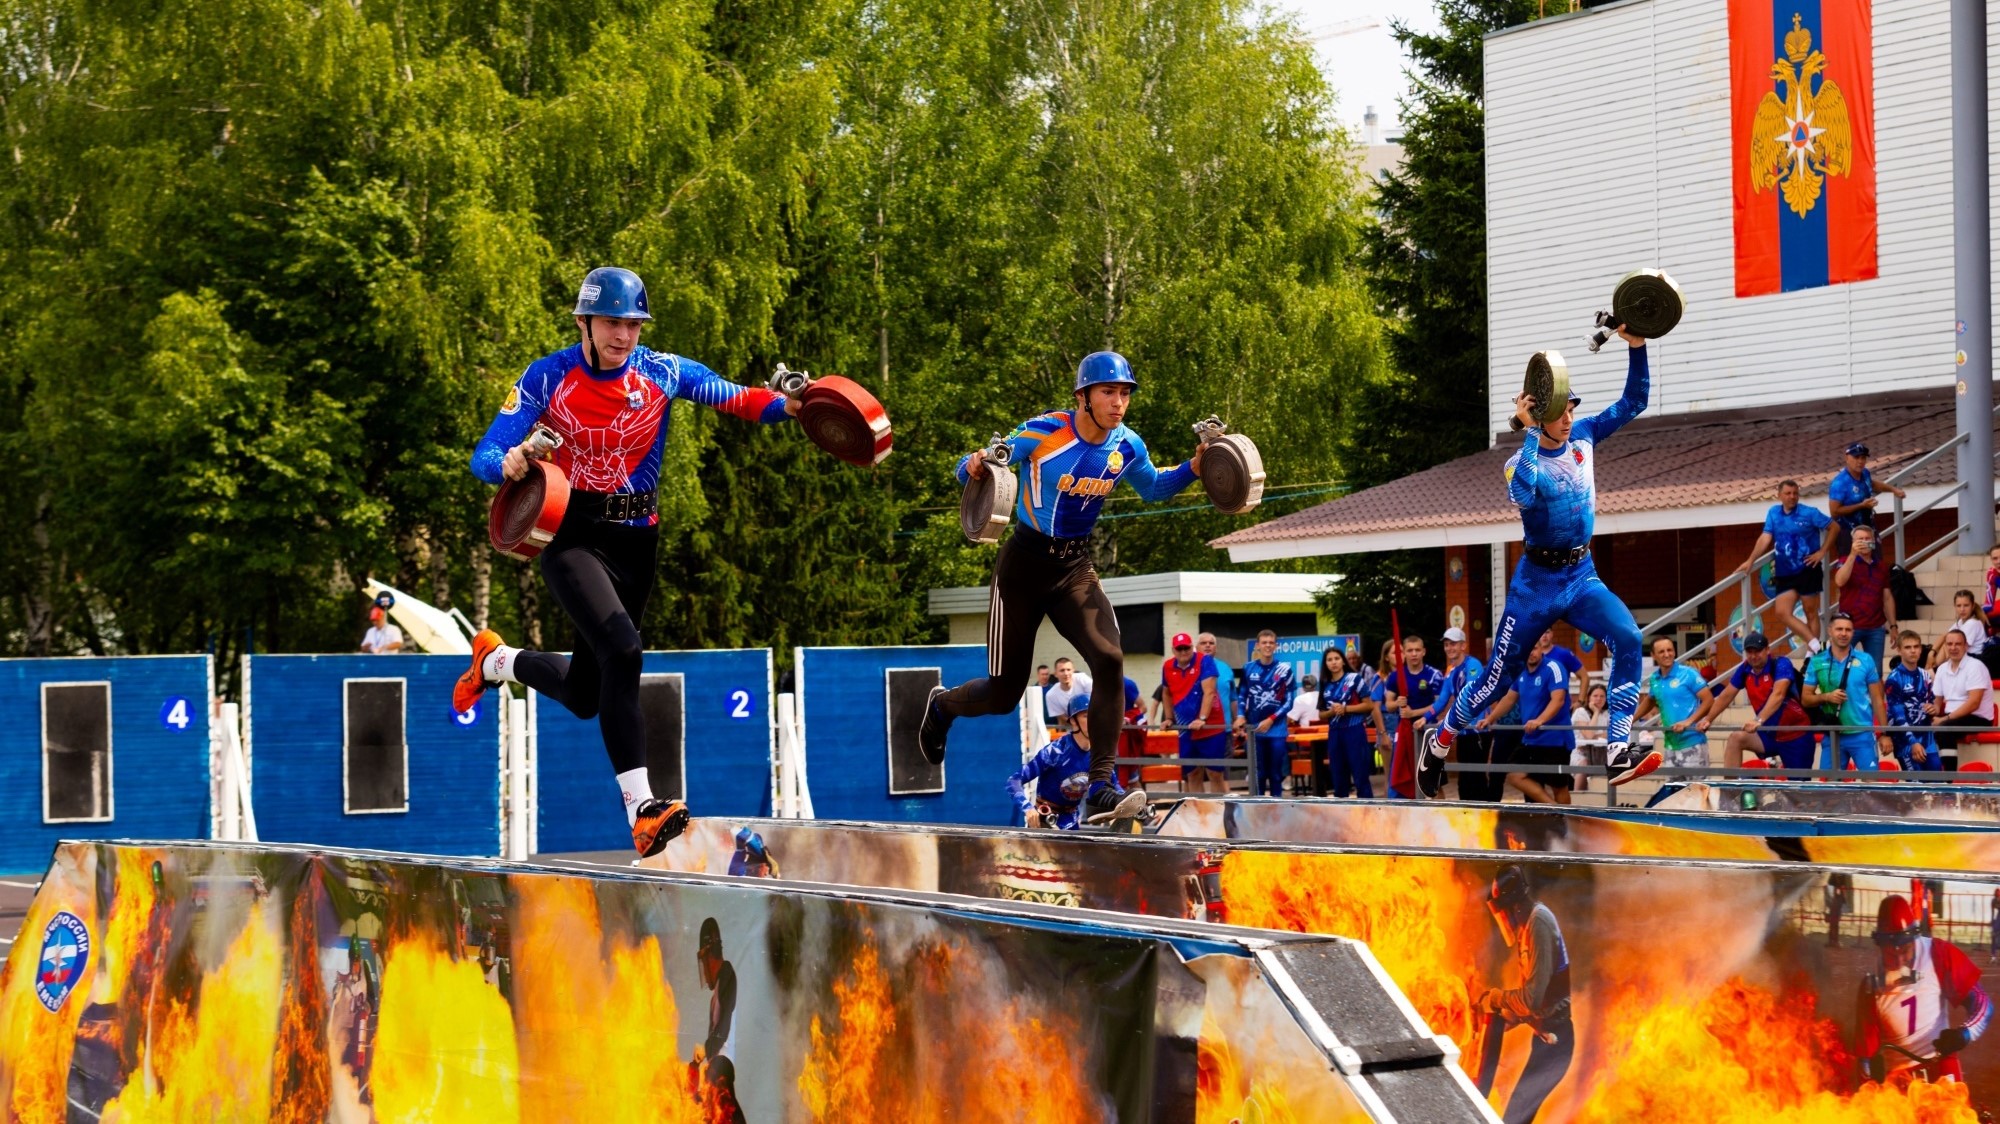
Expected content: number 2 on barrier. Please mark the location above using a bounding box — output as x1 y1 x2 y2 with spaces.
729 690 752 719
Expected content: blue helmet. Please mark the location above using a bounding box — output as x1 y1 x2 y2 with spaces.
572 266 653 321
1074 351 1136 393
1066 693 1092 719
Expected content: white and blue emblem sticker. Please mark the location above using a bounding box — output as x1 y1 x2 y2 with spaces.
35 911 90 1013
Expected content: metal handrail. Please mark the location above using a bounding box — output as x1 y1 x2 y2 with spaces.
1903 522 1974 573
1640 549 1778 642
1885 401 2000 563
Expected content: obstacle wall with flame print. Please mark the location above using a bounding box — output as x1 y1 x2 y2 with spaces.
651 816 2000 1123
0 840 1389 1124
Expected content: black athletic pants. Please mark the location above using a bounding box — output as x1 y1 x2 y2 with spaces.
513 514 659 774
939 528 1125 786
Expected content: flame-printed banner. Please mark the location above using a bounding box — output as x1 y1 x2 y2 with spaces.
1659 781 2000 823
653 815 2000 1123
0 841 1387 1123
1730 0 1878 295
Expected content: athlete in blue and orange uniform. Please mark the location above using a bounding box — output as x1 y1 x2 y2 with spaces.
921 351 1202 824
1421 328 1659 796
454 267 802 857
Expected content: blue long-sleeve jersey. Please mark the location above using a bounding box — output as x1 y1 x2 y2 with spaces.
1425 656 1487 725
471 344 791 525
1006 734 1094 827
1504 345 1650 550
1237 658 1296 730
956 410 1197 539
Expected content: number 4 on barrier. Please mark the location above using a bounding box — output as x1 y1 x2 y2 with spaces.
159 697 191 731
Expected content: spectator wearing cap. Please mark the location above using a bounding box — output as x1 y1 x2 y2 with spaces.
361 605 404 654
1421 627 1488 799
1161 632 1228 793
1827 442 1905 557
1928 627 1995 770
1737 480 1834 656
1833 524 1897 667
1706 631 1814 770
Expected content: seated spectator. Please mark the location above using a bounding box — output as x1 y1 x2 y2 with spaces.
1736 479 1832 656
1827 442 1905 557
1984 544 2000 618
1929 628 1995 770
1569 683 1609 792
1931 590 1993 672
1707 632 1813 771
1636 635 1716 777
360 606 404 654
1833 524 1897 668
1884 630 1938 772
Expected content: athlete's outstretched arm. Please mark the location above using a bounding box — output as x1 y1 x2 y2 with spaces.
1574 343 1650 444
1119 431 1198 503
956 415 1064 484
673 356 794 424
1005 751 1050 815
470 368 549 485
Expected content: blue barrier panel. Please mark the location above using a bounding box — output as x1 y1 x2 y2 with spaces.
0 656 212 872
798 645 1019 825
246 654 499 855
533 648 774 854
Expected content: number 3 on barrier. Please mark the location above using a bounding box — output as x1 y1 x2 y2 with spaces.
728 690 753 719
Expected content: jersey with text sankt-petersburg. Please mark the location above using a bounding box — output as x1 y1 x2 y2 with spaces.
955 411 1196 539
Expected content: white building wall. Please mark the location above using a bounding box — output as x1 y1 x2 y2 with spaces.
1484 0 1978 434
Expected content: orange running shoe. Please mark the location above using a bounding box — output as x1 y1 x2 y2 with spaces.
632 798 690 857
453 629 504 715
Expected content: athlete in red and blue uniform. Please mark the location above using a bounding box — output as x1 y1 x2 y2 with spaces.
454 267 800 857
1858 895 1991 1087
1421 330 1658 797
921 351 1202 825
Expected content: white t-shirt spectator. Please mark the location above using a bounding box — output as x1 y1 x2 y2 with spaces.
361 623 404 654
1287 690 1320 727
1043 672 1094 720
1933 655 1995 722
1570 706 1609 749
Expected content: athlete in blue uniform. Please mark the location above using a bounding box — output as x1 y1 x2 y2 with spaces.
453 267 802 857
1235 629 1297 796
1007 693 1113 829
921 351 1202 824
1420 329 1659 796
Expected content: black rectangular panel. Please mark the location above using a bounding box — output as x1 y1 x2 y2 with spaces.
1117 603 1165 655
345 680 408 813
885 667 944 795
639 673 686 802
44 683 110 821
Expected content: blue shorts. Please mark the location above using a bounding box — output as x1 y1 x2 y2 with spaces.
1180 731 1227 776
1759 731 1814 770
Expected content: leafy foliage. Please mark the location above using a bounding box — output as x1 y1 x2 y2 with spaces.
0 0 1387 661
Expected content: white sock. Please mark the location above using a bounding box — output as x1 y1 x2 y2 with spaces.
616 767 654 826
483 645 522 684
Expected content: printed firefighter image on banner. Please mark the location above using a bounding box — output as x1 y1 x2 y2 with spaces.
654 817 2000 1123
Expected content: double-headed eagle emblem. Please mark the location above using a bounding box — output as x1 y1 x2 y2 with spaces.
1750 14 1853 218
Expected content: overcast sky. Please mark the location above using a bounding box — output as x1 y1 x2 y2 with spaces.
1272 0 1444 135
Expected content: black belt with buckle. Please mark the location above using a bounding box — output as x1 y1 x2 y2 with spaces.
571 490 659 523
1525 544 1590 569
1014 525 1092 559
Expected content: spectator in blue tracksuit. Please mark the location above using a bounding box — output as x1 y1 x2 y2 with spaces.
1884 630 1939 771
1007 692 1105 829
1235 629 1297 796
1318 647 1378 798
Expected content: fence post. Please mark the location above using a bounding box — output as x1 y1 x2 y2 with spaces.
775 692 799 818
506 695 530 860
220 702 257 844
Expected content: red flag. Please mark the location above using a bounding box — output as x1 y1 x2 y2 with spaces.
1731 0 1876 295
